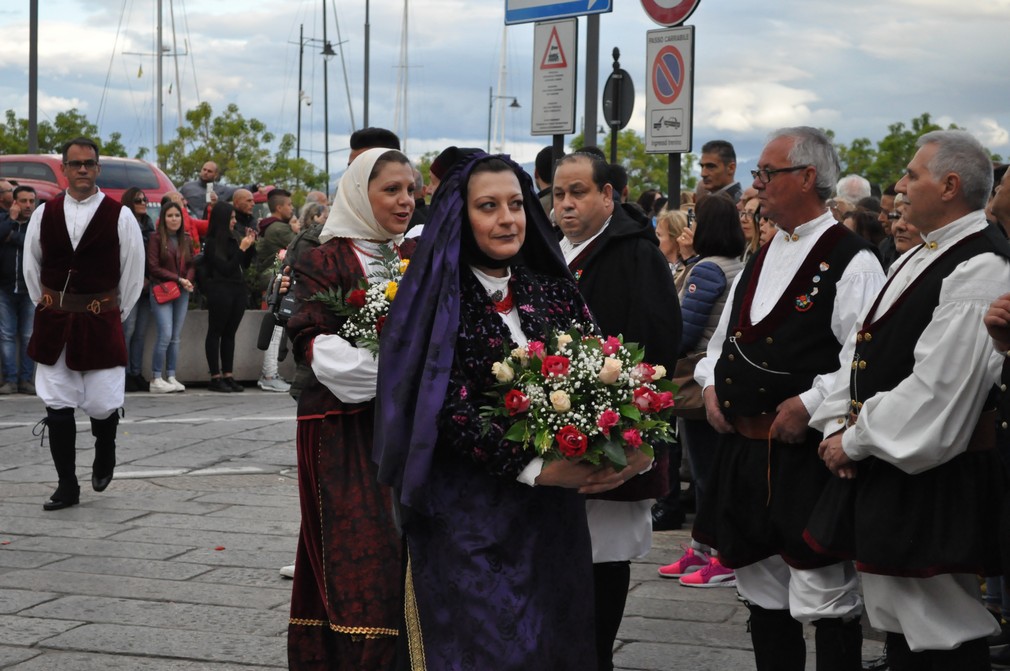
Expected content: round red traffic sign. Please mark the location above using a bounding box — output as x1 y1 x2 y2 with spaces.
652 45 684 105
641 0 701 27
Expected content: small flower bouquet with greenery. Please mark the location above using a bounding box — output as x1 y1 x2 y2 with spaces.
482 327 677 470
309 245 409 357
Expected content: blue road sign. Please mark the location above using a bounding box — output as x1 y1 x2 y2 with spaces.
505 0 613 25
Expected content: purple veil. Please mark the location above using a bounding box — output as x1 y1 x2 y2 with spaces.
372 151 570 512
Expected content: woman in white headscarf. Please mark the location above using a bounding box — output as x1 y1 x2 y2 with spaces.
285 148 416 670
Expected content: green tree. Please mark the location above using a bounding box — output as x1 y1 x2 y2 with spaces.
568 129 697 198
0 108 127 156
157 102 276 185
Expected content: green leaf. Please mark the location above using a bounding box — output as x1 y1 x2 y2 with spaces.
503 420 528 442
601 441 628 470
620 404 642 421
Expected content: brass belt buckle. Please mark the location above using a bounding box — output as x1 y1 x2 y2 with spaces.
87 299 102 315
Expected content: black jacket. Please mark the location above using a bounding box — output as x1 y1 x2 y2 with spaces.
0 211 29 294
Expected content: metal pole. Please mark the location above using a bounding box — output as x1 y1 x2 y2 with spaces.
156 0 164 152
584 15 600 149
609 47 620 164
28 0 38 153
486 87 492 152
668 154 681 209
322 0 330 197
363 0 370 127
297 24 304 161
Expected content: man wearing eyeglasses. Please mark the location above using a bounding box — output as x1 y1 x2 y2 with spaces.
21 137 145 512
691 127 885 670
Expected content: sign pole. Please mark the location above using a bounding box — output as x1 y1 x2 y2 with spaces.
668 154 680 211
585 15 600 148
609 48 620 164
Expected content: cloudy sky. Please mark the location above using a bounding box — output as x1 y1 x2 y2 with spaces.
1 0 1008 185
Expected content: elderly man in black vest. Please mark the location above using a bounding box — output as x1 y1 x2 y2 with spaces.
691 127 885 671
810 130 1010 669
23 137 145 511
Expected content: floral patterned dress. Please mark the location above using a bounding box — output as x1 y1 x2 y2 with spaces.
403 265 599 671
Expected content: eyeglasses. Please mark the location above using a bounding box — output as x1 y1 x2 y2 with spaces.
64 160 99 170
740 211 757 221
750 165 809 184
134 197 148 204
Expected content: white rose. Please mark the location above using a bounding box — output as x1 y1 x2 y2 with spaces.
598 357 622 384
652 365 667 380
510 346 529 366
550 390 572 412
492 361 515 383
556 333 573 349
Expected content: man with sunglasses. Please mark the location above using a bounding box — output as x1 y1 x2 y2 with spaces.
691 127 885 670
22 137 145 511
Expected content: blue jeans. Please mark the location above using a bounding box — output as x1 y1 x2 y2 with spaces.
0 289 35 382
122 291 151 376
149 291 189 377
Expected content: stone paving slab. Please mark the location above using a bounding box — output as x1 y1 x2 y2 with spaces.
0 647 38 668
107 526 295 554
0 570 290 610
6 651 283 670
0 517 133 541
21 595 287 637
193 490 300 508
1 536 189 561
0 502 147 525
615 640 757 670
0 589 57 615
125 512 299 537
41 623 286 667
39 556 213 582
192 566 295 590
0 614 82 646
171 547 296 571
623 595 737 623
0 549 70 570
206 504 301 523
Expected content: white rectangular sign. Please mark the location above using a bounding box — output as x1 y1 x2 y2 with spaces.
531 19 578 136
645 26 695 153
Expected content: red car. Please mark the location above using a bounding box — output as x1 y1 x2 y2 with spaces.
0 154 177 220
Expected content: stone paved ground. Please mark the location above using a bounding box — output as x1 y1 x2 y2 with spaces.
0 389 882 669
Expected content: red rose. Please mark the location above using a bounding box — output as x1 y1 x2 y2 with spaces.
633 387 654 412
504 389 531 416
527 340 546 359
347 289 367 309
376 315 387 335
602 336 622 356
541 355 571 377
655 391 675 410
597 409 620 437
556 425 588 457
622 428 642 448
633 363 656 381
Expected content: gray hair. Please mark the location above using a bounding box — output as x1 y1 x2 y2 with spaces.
835 174 871 201
917 130 993 210
300 201 327 224
769 126 840 201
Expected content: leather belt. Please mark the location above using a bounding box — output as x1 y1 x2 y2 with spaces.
733 414 777 440
40 285 119 315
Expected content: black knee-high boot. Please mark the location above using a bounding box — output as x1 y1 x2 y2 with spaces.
885 632 926 671
813 617 862 671
90 412 119 492
42 407 79 511
747 604 806 671
926 636 990 670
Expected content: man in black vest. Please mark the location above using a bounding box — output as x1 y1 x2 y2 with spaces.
23 137 145 511
553 151 682 671
692 127 885 671
812 130 1010 669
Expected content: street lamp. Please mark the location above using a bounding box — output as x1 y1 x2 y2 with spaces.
487 86 521 153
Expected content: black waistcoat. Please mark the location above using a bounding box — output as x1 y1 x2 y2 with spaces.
715 224 872 419
850 224 1010 413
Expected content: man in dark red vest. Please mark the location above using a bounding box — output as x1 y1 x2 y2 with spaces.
23 137 145 511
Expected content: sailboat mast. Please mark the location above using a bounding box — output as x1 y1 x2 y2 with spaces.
492 25 508 153
157 0 163 151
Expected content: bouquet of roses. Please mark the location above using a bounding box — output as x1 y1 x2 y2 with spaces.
309 245 409 357
481 326 677 470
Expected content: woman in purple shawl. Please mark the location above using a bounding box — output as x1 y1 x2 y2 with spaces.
374 153 626 670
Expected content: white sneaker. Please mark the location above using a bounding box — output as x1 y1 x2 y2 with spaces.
149 378 175 393
167 376 186 392
258 376 291 393
279 564 295 579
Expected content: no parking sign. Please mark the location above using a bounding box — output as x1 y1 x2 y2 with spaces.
645 25 694 154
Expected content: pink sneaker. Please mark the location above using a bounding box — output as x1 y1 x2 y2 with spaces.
657 547 709 578
679 557 736 588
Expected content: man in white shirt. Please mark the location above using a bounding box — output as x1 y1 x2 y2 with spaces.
23 137 145 511
693 127 885 671
815 130 1010 668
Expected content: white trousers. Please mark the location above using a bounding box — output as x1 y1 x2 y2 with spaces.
261 324 284 379
735 555 863 623
36 350 124 419
861 572 1000 651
